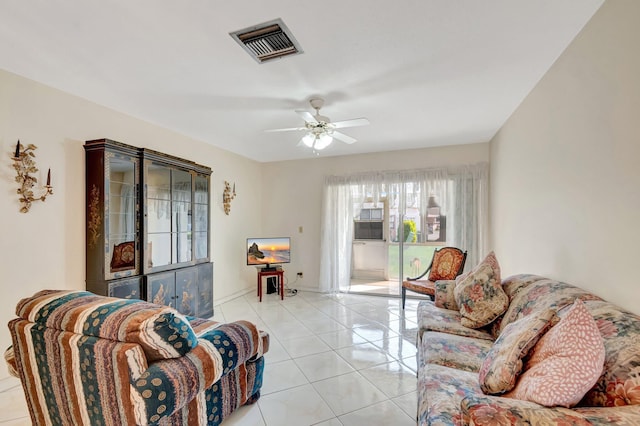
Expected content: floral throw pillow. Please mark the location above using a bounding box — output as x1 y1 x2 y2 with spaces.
479 308 557 394
505 299 605 407
434 280 459 310
454 251 508 328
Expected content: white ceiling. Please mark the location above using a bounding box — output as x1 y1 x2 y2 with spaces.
0 0 603 162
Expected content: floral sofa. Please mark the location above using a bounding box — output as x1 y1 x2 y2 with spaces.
5 290 268 425
417 273 640 425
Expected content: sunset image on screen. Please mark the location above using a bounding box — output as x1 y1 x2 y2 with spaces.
247 238 290 265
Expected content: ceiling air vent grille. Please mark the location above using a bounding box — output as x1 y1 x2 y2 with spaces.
230 18 303 63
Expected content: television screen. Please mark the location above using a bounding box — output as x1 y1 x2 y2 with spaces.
247 237 291 267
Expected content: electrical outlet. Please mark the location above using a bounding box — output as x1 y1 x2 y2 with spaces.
297 272 303 278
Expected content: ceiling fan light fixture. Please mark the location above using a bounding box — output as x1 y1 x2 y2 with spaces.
266 97 369 153
314 133 333 150
302 133 315 148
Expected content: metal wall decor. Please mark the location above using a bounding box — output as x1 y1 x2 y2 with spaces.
11 140 54 213
223 180 236 215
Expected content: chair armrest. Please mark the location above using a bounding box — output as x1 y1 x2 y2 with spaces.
461 394 640 424
406 263 432 281
434 280 458 310
3 346 18 378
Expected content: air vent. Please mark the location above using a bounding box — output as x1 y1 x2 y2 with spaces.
230 18 303 64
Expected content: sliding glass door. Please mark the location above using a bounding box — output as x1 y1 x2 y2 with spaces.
384 183 442 296
319 164 488 296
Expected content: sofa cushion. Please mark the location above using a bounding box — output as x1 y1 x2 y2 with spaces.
505 300 605 408
479 308 557 395
428 249 466 281
454 252 508 328
434 280 459 310
419 331 493 372
492 276 602 337
462 394 604 425
417 301 494 344
15 290 198 361
580 300 640 407
418 364 482 425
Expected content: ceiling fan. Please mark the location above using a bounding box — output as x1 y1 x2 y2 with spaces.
265 98 370 151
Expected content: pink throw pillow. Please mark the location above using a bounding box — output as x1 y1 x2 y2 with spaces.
479 308 557 395
505 299 605 407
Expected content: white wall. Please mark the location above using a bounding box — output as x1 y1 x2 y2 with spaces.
262 143 490 291
490 0 640 314
0 69 264 379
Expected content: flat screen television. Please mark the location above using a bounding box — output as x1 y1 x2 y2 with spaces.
247 237 291 270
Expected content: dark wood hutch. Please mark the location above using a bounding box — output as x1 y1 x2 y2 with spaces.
84 138 213 318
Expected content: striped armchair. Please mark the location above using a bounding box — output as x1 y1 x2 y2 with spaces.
5 290 269 425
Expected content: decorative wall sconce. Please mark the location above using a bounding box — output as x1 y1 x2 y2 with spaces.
223 180 236 215
11 140 54 213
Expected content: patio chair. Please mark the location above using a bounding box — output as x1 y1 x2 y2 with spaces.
402 246 467 309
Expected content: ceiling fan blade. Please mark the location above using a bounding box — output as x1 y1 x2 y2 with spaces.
296 110 318 124
264 127 306 133
331 117 370 129
332 131 357 144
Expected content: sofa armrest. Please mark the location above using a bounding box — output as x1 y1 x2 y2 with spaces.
574 405 640 424
130 320 267 424
461 394 640 425
195 320 265 368
434 280 458 310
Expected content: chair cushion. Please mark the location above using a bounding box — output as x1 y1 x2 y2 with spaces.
454 252 508 329
402 279 435 296
428 248 465 281
479 308 557 395
505 299 605 407
15 290 198 361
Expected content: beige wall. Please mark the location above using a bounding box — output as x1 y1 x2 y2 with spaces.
0 69 264 379
490 0 640 314
262 143 490 291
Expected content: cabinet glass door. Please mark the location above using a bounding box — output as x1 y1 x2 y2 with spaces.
194 174 209 261
173 169 192 264
145 162 200 272
146 163 172 269
106 153 139 279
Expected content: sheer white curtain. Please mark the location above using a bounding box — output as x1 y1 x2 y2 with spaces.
319 174 384 293
447 164 489 269
319 163 488 293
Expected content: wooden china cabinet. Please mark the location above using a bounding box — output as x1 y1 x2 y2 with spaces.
84 139 213 318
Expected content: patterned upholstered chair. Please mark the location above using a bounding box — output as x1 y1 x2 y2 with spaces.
5 290 268 426
402 246 467 309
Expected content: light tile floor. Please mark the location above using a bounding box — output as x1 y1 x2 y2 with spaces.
0 291 419 425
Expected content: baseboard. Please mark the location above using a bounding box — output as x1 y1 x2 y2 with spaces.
214 284 328 306
294 284 326 293
351 269 386 280
215 287 254 305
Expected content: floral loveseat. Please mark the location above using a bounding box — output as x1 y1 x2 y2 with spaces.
417 272 640 425
5 290 268 425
